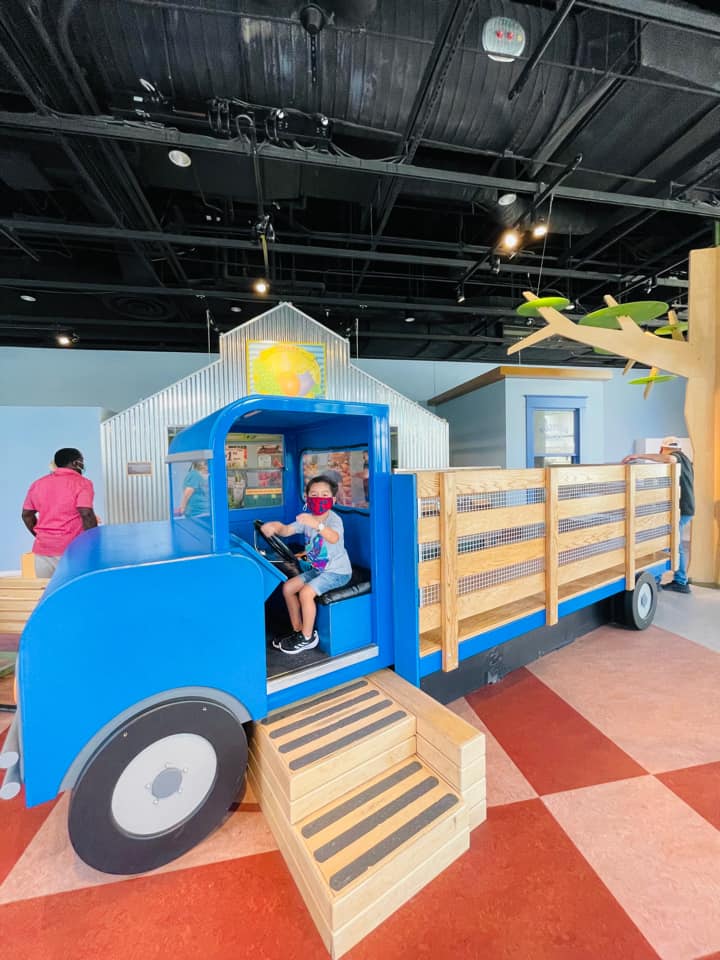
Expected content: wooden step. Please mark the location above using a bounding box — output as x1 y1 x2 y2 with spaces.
251 678 416 822
0 622 27 635
249 754 468 958
0 599 38 613
249 671 486 957
0 578 48 591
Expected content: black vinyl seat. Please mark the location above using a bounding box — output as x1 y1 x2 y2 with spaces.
317 565 372 605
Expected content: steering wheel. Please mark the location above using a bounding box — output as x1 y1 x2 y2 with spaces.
253 520 301 571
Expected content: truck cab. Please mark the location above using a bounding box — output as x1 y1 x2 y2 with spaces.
4 396 402 874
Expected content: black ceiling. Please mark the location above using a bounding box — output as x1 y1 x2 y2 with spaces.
1 0 719 364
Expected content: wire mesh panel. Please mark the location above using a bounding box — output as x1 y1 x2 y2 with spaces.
636 476 672 491
636 525 672 543
457 558 545 595
559 509 625 533
558 480 626 500
636 500 672 517
559 537 626 566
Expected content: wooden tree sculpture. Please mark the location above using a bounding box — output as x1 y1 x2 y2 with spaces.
507 246 719 586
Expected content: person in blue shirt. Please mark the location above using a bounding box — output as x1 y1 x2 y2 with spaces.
177 461 210 518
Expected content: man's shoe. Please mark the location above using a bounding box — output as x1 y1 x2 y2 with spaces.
278 630 320 655
663 580 691 594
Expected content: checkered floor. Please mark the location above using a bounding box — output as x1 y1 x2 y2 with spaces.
1 589 719 960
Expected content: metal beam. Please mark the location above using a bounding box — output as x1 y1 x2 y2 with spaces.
577 0 720 38
1 111 719 220
0 277 594 316
509 0 577 102
354 0 477 291
0 218 626 283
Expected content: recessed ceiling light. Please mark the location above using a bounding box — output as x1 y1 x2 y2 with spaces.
20 294 36 302
253 278 269 295
497 192 517 206
231 305 243 313
168 149 192 168
404 315 416 323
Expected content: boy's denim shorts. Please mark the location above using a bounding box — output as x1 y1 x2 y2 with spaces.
299 568 351 596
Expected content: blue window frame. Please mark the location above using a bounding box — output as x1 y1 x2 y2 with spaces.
525 395 586 468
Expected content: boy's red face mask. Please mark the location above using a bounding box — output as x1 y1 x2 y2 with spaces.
306 495 334 516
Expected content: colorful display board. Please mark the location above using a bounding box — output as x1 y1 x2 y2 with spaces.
246 341 325 398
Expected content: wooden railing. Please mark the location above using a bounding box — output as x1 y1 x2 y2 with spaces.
414 462 680 672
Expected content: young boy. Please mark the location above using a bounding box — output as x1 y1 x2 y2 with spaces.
261 475 352 654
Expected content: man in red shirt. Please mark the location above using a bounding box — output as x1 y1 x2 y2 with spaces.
21 448 97 578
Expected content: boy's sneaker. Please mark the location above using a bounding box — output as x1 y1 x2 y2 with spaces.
272 630 302 650
663 580 691 594
278 630 319 655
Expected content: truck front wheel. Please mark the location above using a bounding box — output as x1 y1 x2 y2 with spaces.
68 698 248 874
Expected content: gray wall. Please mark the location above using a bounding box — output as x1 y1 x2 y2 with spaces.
441 382 507 467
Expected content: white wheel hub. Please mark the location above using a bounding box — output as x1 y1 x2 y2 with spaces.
636 581 653 620
111 733 218 837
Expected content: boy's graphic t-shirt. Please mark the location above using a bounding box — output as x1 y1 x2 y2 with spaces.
291 510 352 575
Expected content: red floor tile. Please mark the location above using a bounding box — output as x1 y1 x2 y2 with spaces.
466 668 646 795
348 798 658 960
0 851 328 960
656 761 720 830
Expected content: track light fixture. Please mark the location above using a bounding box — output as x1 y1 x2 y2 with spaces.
500 228 521 250
456 285 466 304
491 255 501 274
56 332 78 347
531 220 548 239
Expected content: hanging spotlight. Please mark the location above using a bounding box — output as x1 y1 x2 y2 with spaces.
456 284 466 304
56 334 71 346
491 255 501 275
168 149 192 168
20 294 36 302
531 221 548 239
500 229 521 250
253 278 269 295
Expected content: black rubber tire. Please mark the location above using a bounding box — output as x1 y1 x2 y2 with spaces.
620 571 658 630
68 698 247 875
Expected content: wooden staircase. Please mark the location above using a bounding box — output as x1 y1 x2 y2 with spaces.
0 577 47 634
249 670 486 958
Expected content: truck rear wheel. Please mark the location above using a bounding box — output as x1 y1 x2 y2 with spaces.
618 571 658 630
68 698 247 874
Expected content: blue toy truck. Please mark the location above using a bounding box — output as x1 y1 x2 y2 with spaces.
1 394 669 874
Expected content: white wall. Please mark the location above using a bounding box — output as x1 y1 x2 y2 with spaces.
0 346 214 414
0 407 105 572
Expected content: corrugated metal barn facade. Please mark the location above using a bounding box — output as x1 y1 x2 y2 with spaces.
101 302 449 523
